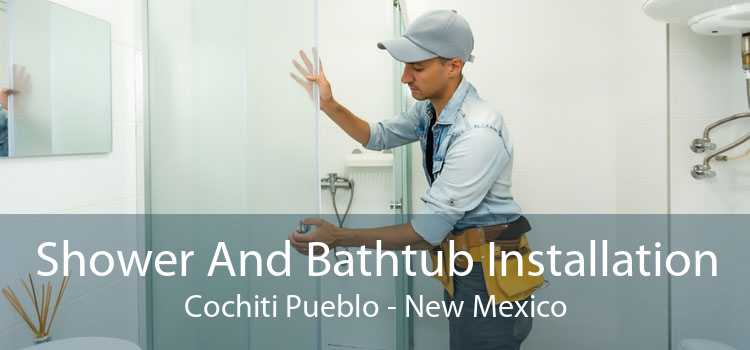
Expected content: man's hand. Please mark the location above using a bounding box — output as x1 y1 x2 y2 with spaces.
288 218 340 256
1 65 31 108
0 89 11 108
289 49 372 145
290 49 335 110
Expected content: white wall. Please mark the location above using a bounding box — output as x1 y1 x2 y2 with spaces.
0 0 144 348
669 26 750 214
405 0 668 215
668 24 750 349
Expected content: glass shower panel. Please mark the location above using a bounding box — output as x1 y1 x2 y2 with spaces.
147 0 318 349
148 0 318 214
313 1 412 349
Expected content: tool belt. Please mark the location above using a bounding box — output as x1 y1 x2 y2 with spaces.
430 216 544 302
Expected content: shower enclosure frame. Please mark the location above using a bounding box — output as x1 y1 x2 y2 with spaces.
391 4 414 350
138 0 415 349
139 1 150 349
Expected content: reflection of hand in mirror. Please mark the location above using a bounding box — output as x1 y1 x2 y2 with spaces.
1 65 31 109
289 48 334 109
12 64 31 96
8 65 31 114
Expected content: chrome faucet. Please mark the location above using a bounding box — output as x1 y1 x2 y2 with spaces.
320 173 353 194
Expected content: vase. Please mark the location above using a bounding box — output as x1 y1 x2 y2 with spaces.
33 335 51 345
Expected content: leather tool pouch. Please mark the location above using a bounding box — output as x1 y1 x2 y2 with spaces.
430 231 544 302
479 235 544 302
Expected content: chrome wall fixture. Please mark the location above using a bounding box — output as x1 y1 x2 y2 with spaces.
691 112 750 179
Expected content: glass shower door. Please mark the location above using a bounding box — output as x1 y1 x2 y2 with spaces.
146 1 418 349
146 0 320 349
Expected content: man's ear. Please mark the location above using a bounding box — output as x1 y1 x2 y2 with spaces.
450 58 463 76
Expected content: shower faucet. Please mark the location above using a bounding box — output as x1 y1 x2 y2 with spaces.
320 173 353 194
320 172 355 229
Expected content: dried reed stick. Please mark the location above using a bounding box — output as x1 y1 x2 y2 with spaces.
40 283 50 335
19 278 40 326
46 276 69 335
27 274 42 328
44 283 52 332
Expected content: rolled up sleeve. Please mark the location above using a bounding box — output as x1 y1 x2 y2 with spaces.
364 103 423 151
411 127 511 246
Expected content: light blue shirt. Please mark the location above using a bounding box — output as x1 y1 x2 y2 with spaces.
365 78 521 246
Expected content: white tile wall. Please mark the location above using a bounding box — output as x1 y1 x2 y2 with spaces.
0 0 144 349
669 25 750 214
405 0 668 216
669 24 749 349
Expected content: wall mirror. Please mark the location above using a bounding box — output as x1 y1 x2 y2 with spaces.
1 0 111 158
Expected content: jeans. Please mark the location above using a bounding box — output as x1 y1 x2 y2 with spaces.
444 263 533 350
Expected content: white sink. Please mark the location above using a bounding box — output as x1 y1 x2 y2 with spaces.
680 338 737 350
20 337 140 350
643 0 747 23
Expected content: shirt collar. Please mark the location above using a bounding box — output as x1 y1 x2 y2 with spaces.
428 77 473 126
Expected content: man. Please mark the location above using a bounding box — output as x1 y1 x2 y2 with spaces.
290 10 535 350
1 65 30 157
0 88 13 157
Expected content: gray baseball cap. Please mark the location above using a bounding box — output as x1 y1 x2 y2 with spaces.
377 9 475 63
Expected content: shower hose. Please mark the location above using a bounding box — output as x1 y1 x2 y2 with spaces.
331 181 354 260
